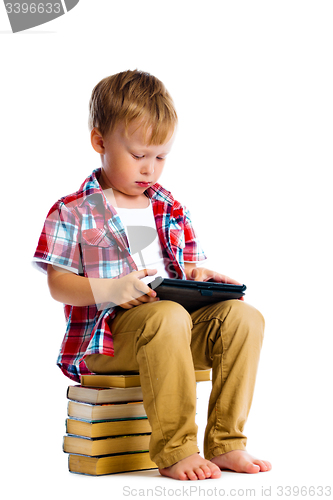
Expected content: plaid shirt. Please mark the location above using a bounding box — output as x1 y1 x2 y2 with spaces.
33 168 206 382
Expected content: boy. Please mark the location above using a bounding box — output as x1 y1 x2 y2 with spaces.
33 69 271 480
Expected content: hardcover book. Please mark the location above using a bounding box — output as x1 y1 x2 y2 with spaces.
68 451 157 475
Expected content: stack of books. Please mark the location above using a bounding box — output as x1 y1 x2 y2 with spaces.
64 370 211 475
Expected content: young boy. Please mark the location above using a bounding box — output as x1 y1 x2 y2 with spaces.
33 69 271 480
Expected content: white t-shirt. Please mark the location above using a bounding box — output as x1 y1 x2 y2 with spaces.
116 200 173 284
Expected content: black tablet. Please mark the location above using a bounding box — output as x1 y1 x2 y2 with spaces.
148 277 246 312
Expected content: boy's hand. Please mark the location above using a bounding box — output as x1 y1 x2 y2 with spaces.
114 269 159 309
47 265 159 308
187 266 244 301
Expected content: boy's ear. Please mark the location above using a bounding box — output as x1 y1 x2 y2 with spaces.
91 128 105 154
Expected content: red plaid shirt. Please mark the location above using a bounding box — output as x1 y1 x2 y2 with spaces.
34 168 206 381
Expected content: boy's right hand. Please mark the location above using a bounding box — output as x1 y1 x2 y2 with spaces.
47 265 159 309
112 269 159 309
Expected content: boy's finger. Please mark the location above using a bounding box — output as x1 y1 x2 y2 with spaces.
133 279 157 298
136 268 158 279
190 268 202 280
225 277 242 286
213 273 242 285
138 294 159 303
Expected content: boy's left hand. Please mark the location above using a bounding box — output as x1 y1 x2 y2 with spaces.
188 267 244 301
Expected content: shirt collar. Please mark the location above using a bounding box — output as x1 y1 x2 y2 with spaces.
145 182 175 206
78 168 110 212
78 168 175 210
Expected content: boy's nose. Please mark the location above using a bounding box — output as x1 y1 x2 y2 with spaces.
141 160 155 175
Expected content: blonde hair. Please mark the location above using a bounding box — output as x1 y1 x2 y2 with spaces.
88 70 178 144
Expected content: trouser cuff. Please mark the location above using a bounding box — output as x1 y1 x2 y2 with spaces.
205 439 247 461
152 441 200 469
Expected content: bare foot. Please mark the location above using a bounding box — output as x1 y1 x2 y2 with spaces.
159 453 222 481
210 450 272 474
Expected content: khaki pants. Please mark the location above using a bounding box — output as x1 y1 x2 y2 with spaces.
85 299 265 469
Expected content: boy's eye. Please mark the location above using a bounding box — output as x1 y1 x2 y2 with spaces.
132 154 166 160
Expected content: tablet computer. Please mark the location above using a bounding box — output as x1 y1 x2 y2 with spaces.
148 277 246 312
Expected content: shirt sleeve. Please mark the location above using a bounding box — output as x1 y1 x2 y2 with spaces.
182 206 207 263
33 200 81 275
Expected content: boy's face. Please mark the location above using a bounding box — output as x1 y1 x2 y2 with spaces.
92 121 175 204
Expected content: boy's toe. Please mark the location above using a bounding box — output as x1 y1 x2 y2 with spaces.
186 469 198 480
194 467 207 480
200 465 212 478
211 468 222 479
253 459 272 472
244 462 261 474
178 471 188 480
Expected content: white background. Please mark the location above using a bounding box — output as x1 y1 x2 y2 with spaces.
1 1 332 498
